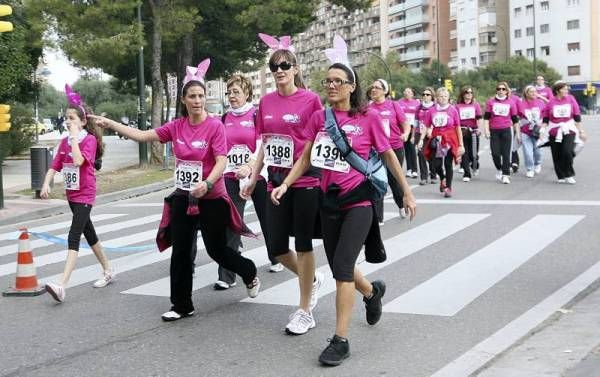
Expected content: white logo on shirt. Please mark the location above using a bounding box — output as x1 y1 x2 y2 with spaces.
264 115 273 120
191 140 208 149
341 124 363 136
240 120 254 128
176 139 185 145
282 114 301 124
380 110 392 116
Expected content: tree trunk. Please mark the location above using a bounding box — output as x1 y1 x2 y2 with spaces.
176 33 194 117
148 0 164 164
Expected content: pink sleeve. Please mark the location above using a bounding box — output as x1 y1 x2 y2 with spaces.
542 103 550 120
451 108 461 128
571 96 581 116
423 109 433 128
475 103 482 117
51 140 66 172
312 93 324 113
210 120 227 157
304 111 322 141
485 99 493 113
154 120 176 143
510 101 518 117
393 101 406 124
370 112 391 153
255 100 264 136
79 136 97 165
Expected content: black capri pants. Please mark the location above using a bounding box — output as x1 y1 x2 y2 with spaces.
320 206 373 282
266 186 320 256
68 201 99 251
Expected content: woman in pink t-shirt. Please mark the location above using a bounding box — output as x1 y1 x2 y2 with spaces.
415 87 436 185
535 75 554 104
398 88 420 178
41 87 113 303
242 34 324 336
367 79 410 221
213 74 282 291
541 81 587 184
93 60 260 321
518 85 546 177
455 86 482 181
271 56 416 366
483 81 520 184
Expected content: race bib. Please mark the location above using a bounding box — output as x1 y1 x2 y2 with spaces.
310 132 350 173
553 104 571 119
225 144 251 173
459 106 475 120
432 113 449 128
524 108 541 123
62 163 80 191
492 103 510 117
262 134 294 168
174 159 202 191
381 119 391 138
405 113 416 127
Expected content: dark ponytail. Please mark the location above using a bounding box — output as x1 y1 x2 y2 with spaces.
328 63 366 117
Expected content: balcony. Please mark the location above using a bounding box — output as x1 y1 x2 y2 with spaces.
388 31 430 48
405 13 430 27
400 49 431 61
389 0 429 16
450 29 457 40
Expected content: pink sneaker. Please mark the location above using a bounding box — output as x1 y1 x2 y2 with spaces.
443 187 452 198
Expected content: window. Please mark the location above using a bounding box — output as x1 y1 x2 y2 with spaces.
567 42 580 52
514 7 521 17
567 20 580 29
541 46 550 56
514 29 522 38
461 58 466 65
470 38 476 46
567 65 580 76
525 4 533 15
526 27 534 36
526 48 534 58
460 39 466 47
471 57 477 65
515 50 522 56
541 1 549 11
540 24 549 33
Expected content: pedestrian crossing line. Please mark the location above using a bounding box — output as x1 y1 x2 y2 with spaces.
383 215 584 316
413 199 600 206
0 214 163 259
241 213 489 307
113 203 164 207
36 221 263 289
119 213 403 297
0 214 127 243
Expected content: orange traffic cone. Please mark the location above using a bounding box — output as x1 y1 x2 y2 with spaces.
3 228 46 296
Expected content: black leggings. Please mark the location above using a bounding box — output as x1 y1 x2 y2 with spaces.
432 153 455 188
404 130 418 173
414 132 434 181
321 206 372 282
375 147 405 221
170 195 257 314
490 128 512 175
218 178 278 283
461 127 480 177
68 202 99 251
549 134 575 179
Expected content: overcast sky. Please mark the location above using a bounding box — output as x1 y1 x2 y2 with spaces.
43 48 81 90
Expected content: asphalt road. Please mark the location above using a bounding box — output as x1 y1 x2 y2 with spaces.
0 116 598 377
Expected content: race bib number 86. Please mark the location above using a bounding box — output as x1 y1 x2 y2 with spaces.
63 163 80 191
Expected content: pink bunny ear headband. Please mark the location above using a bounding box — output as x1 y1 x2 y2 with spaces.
183 58 211 87
324 35 355 82
258 33 296 54
65 84 86 118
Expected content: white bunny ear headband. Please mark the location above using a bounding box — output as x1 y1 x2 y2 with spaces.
258 33 296 54
324 35 355 82
183 58 211 87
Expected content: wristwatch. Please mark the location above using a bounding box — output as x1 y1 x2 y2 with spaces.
204 180 213 192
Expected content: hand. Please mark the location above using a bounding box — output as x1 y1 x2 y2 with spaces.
484 129 490 139
579 130 587 142
515 134 522 144
402 192 417 221
190 181 209 198
417 141 424 150
401 133 410 142
235 164 252 179
87 115 111 129
40 184 50 199
240 179 257 200
457 145 465 156
410 136 415 144
270 183 288 205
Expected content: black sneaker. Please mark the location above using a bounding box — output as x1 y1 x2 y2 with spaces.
363 280 386 325
512 163 519 173
319 335 350 366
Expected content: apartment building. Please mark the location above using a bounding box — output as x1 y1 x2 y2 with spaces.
386 0 453 71
449 0 510 71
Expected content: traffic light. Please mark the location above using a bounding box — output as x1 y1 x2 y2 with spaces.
0 104 10 132
586 82 596 96
0 4 13 33
444 79 453 92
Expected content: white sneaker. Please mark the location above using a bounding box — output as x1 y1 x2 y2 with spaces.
45 282 65 303
534 165 542 174
526 170 535 178
495 171 503 181
269 263 284 273
246 276 261 298
213 280 237 290
161 310 194 322
502 175 510 184
558 178 566 184
565 177 576 184
411 171 419 178
399 208 408 218
458 168 465 174
378 221 385 226
462 177 471 182
405 169 412 177
473 169 479 176
309 271 325 311
285 309 316 335
93 270 114 288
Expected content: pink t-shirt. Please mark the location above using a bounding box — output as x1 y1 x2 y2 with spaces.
368 99 406 149
455 102 482 129
485 97 517 129
222 108 262 181
51 134 97 205
543 95 581 137
305 109 391 208
255 88 323 190
398 98 421 129
415 103 435 134
517 98 545 136
423 104 461 135
536 86 554 101
155 116 228 196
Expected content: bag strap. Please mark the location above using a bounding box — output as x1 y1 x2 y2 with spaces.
324 108 383 176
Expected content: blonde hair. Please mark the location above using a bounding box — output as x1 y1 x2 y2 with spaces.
227 74 253 101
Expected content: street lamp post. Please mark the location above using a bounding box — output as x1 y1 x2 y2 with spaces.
136 3 148 166
355 50 393 97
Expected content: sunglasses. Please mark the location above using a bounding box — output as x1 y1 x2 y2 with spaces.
465 90 473 94
269 61 294 72
496 87 507 91
422 93 432 96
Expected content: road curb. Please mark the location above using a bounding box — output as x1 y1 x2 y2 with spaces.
0 180 172 227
